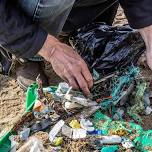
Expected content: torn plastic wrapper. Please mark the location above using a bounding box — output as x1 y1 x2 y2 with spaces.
16 137 47 152
31 118 53 133
80 119 95 132
70 23 145 77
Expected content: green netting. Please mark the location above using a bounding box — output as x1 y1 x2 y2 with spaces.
134 130 152 152
93 111 152 152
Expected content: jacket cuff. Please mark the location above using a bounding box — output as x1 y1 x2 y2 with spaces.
128 16 152 29
19 28 48 59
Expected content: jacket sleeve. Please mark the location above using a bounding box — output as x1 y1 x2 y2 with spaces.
120 0 152 29
0 1 47 59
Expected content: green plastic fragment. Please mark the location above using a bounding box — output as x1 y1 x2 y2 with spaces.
100 145 119 152
25 83 38 112
0 132 11 152
93 69 100 81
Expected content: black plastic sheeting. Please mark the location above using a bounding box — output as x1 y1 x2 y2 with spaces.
70 23 145 76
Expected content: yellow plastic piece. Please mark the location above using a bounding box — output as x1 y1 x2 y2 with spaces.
54 137 63 146
69 120 81 129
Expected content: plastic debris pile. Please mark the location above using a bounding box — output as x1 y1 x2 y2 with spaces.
3 23 151 152
7 66 152 152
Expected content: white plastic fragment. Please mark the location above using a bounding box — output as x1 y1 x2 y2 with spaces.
80 119 95 132
145 106 152 115
72 97 90 106
49 120 65 142
99 135 122 144
56 82 70 97
121 139 134 149
65 86 72 96
72 129 87 139
64 101 83 109
62 125 73 138
20 128 30 141
80 106 100 118
61 125 87 139
72 97 97 107
43 87 52 93
64 94 72 101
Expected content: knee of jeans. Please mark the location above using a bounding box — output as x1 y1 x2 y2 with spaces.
18 0 39 20
33 0 75 22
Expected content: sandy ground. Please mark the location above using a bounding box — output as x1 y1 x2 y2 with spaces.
0 7 152 138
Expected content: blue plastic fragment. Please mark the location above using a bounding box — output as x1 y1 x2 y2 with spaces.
88 129 103 135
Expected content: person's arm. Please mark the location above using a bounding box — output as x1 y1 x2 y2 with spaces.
0 0 47 58
0 0 93 95
120 0 152 70
139 26 152 71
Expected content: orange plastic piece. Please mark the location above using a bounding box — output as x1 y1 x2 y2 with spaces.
33 100 45 112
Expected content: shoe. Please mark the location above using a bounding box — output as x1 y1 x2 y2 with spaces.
16 61 49 90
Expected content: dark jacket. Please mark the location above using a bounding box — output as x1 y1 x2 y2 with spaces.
0 1 47 59
0 0 152 59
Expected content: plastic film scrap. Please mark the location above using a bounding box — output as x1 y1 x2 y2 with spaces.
70 23 145 76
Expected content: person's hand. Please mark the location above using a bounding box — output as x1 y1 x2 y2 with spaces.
139 25 152 70
38 35 93 96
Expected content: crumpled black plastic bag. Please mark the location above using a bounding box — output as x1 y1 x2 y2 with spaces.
70 23 145 76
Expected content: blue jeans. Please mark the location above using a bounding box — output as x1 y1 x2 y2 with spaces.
18 0 118 35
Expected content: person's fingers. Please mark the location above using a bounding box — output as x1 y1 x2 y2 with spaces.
82 69 93 89
63 70 79 90
75 73 90 96
79 61 93 89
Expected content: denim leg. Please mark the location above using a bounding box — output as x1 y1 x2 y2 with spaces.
18 0 118 36
17 0 39 19
18 0 75 36
63 0 119 33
